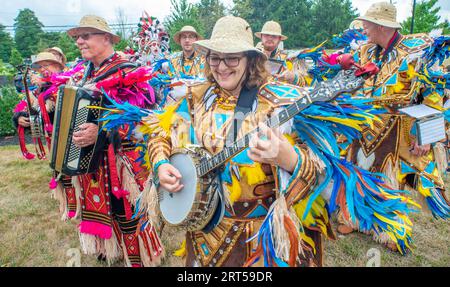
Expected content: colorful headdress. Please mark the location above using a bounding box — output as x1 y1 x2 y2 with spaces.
132 12 170 63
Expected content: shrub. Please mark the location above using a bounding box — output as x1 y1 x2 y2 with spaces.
0 86 21 136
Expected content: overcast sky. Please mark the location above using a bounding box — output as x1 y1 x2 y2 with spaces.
1 0 449 33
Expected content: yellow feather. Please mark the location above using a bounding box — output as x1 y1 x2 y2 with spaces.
300 230 316 254
286 61 293 71
387 81 405 94
173 239 187 257
157 104 179 135
284 134 296 145
305 76 313 86
240 163 267 186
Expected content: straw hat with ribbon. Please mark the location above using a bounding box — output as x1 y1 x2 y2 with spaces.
194 16 266 58
67 15 121 44
255 21 288 41
46 46 67 64
357 2 401 29
173 26 203 45
32 52 64 69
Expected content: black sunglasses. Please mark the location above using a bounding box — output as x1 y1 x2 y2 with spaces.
71 32 105 41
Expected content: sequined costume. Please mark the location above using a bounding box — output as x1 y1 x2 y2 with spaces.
346 32 450 220
168 51 206 78
52 53 164 267
268 48 309 86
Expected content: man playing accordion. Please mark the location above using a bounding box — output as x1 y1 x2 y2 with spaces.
51 15 164 267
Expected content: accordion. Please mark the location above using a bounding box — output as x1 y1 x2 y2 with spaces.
50 85 107 176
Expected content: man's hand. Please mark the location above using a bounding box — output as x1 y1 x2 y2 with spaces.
18 116 30 128
410 141 431 157
72 123 99 148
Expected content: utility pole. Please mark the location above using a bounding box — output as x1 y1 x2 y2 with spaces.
410 0 417 34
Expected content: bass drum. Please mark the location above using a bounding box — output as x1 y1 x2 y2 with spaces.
158 148 223 232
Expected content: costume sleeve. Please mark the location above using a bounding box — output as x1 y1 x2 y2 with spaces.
275 143 317 208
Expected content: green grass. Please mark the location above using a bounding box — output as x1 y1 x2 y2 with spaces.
0 145 448 267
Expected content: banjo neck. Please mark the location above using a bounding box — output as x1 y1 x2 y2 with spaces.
197 67 369 177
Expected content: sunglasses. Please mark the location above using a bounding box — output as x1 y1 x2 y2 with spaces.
207 55 244 68
71 32 105 41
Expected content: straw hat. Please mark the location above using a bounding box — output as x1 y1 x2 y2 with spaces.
173 26 203 45
32 52 64 68
45 46 67 64
349 20 364 30
67 15 121 44
357 2 401 29
255 21 288 41
194 16 266 58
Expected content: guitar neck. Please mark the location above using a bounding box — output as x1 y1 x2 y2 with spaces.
197 88 318 177
196 67 366 177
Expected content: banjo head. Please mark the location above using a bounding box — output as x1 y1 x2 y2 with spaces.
159 152 199 225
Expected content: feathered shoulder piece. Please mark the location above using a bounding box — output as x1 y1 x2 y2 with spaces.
95 65 156 107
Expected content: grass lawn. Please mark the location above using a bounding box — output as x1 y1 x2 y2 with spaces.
0 144 449 267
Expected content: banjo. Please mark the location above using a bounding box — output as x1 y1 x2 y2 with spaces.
159 57 379 232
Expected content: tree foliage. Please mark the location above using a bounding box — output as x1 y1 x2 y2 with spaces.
232 0 358 48
401 0 450 34
164 0 205 51
195 0 227 38
0 24 14 63
14 9 44 58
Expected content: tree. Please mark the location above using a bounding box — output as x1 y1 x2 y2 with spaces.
195 0 228 38
13 9 44 58
114 7 133 52
164 0 205 51
57 33 80 62
36 32 62 53
310 0 359 47
0 24 14 63
9 48 23 67
401 0 449 34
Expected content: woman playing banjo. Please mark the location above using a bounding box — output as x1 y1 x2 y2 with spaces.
148 16 331 267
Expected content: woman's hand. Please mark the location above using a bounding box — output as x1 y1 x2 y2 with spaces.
72 123 98 148
248 123 299 173
157 163 184 193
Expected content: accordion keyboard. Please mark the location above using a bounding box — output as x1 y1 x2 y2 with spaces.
67 99 90 169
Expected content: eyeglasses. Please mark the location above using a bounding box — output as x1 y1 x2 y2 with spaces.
31 63 53 70
180 34 197 40
71 32 105 41
207 55 244 68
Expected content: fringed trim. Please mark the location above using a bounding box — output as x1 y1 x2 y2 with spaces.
384 159 399 190
245 197 309 267
307 146 326 172
119 238 132 267
53 183 68 221
433 142 447 174
372 231 393 245
78 232 100 256
104 231 123 266
137 224 165 267
72 177 82 220
117 155 141 206
139 177 160 226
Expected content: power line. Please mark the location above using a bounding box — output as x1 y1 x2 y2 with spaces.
2 23 139 29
